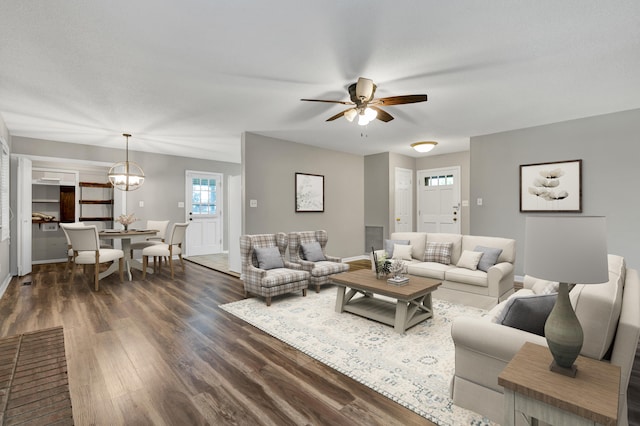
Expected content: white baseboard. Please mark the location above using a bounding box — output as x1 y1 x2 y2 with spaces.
33 258 66 265
343 254 369 262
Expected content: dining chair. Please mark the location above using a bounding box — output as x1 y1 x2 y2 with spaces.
61 222 87 274
142 223 189 279
61 224 124 291
130 220 170 260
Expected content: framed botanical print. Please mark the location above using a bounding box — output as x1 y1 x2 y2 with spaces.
520 159 582 212
295 172 324 212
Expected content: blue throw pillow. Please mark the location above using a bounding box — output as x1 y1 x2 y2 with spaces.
254 246 284 270
301 241 325 262
384 239 410 258
497 294 557 336
474 245 503 272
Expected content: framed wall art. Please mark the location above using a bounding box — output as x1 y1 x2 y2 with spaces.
520 159 582 212
295 172 324 212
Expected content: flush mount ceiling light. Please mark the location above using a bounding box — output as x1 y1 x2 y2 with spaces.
411 141 438 153
108 133 145 191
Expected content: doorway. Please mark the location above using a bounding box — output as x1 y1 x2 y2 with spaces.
394 167 413 232
185 170 223 256
416 167 461 234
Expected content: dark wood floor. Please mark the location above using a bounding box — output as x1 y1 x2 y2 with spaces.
0 262 432 426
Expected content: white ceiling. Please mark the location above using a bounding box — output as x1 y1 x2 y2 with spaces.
1 1 640 164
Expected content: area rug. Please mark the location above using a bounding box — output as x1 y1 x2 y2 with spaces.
220 289 496 426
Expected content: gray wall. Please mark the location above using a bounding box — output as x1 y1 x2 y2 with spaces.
11 136 241 268
416 150 471 235
364 152 390 245
243 132 364 258
470 108 640 274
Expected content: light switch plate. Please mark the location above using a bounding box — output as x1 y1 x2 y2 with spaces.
250 199 258 208
178 202 185 208
477 198 483 206
139 201 144 207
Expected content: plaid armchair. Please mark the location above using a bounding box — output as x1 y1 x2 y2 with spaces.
288 230 350 292
240 233 309 306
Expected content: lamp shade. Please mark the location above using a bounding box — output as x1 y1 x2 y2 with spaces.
524 216 608 284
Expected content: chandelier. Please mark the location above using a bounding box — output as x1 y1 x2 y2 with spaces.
108 133 145 191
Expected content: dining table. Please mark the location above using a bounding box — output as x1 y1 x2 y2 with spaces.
98 229 159 281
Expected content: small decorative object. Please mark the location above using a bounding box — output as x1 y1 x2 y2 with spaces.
520 159 582 212
116 213 137 231
372 248 391 279
388 258 406 279
387 259 409 285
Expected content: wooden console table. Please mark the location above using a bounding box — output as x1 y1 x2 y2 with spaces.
498 342 620 426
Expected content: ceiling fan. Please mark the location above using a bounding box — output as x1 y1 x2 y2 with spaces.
301 77 427 125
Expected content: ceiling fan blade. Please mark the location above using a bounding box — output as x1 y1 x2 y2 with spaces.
301 98 353 105
369 106 394 122
376 94 428 106
326 109 350 122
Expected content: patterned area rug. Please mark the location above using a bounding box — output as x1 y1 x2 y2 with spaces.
220 289 496 426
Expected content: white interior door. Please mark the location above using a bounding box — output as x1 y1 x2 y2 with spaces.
394 167 412 232
185 170 223 256
417 167 461 234
17 157 32 276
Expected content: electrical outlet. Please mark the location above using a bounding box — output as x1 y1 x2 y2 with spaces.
250 199 258 208
139 201 144 207
477 198 483 206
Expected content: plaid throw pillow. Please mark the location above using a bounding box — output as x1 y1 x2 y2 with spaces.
424 242 453 264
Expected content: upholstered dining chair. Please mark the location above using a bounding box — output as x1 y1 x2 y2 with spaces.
240 233 309 306
62 222 88 273
130 219 170 259
61 224 124 291
288 230 350 292
63 222 113 273
142 222 189 279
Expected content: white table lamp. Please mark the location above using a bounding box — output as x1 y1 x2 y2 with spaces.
524 216 609 377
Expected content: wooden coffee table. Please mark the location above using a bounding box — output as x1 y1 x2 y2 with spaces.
331 269 441 333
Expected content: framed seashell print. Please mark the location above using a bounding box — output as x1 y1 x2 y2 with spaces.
520 159 582 212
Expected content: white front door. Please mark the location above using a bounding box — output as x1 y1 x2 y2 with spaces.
185 171 223 256
17 156 32 276
417 167 461 234
394 167 412 232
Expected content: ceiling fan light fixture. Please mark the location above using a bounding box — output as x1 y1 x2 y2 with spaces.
364 107 377 121
411 141 438 153
344 108 357 122
358 113 370 126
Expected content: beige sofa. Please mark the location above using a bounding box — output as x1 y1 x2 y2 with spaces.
451 254 640 425
372 232 516 307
